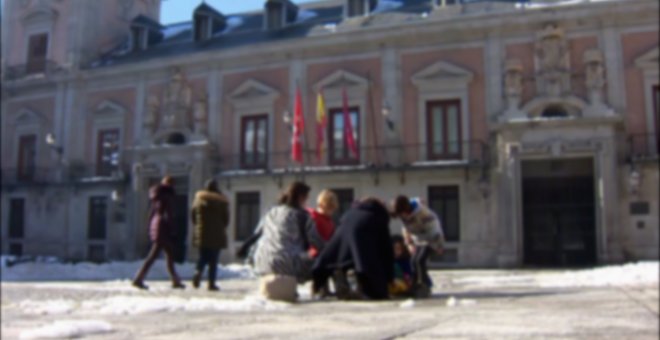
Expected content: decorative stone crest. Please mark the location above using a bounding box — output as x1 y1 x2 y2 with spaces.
583 49 613 117
161 68 193 131
193 92 208 137
535 24 570 97
503 59 525 119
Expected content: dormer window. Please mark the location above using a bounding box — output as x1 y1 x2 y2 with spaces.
193 3 226 42
195 15 212 41
131 27 148 52
346 0 378 18
129 15 164 52
265 0 298 31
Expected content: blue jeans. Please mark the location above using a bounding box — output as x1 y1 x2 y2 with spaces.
196 248 221 285
411 245 433 287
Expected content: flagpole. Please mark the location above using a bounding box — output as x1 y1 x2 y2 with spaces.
366 71 382 165
296 78 312 177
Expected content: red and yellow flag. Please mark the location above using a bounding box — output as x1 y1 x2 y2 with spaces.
315 91 327 162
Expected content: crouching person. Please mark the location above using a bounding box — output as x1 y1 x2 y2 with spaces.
312 198 394 300
191 179 229 291
392 195 445 298
253 182 314 302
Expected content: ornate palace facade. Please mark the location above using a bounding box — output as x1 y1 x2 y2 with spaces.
1 0 658 266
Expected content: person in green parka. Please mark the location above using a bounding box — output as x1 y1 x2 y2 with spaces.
191 179 229 291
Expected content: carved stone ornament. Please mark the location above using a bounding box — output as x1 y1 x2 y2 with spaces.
535 24 570 97
193 92 209 136
584 49 605 100
144 95 159 132
160 68 193 131
582 49 614 117
504 59 524 111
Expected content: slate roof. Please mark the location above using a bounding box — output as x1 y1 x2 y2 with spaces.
89 0 522 69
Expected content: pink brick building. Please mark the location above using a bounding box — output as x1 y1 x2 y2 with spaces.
1 0 658 267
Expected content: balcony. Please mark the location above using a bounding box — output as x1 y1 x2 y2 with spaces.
1 163 129 188
628 133 659 162
0 168 54 186
216 141 489 177
4 60 65 81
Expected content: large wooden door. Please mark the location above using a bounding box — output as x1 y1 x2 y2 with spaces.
523 166 597 267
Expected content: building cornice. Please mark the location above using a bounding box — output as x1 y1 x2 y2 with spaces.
3 0 658 92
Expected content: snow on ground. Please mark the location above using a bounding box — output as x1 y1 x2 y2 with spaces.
20 300 76 316
1 257 253 282
453 261 659 289
19 320 113 340
82 295 289 315
16 295 289 317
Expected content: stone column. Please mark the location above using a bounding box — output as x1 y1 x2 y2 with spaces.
495 138 521 267
381 47 402 165
207 65 221 143
601 27 626 113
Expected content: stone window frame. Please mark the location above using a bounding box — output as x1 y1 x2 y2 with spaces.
239 114 269 170
313 69 369 165
411 61 473 162
234 191 261 242
634 46 659 154
228 79 280 170
83 190 112 262
20 4 57 65
12 108 47 171
89 100 127 177
327 106 361 166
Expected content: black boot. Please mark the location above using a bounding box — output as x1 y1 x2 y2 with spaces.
192 272 201 289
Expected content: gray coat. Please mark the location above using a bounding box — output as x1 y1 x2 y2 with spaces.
252 205 316 283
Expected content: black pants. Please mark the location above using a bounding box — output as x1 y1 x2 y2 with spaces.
411 245 432 287
134 242 181 285
196 248 221 285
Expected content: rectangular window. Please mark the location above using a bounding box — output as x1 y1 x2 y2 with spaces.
426 100 462 160
267 3 284 30
348 0 366 17
194 16 211 41
330 188 355 226
88 196 108 240
428 186 460 242
8 198 25 239
17 135 37 181
328 108 360 165
241 115 268 169
96 129 120 176
131 27 147 52
235 192 261 241
26 33 48 74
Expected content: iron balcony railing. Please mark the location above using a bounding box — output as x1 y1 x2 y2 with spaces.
628 133 659 161
4 60 65 81
1 163 130 187
216 141 489 177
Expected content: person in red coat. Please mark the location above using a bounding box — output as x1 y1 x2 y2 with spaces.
307 190 339 258
132 176 184 290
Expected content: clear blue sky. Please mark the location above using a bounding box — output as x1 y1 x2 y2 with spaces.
161 0 320 24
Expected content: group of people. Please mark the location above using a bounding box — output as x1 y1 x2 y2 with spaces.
132 177 445 302
132 176 230 291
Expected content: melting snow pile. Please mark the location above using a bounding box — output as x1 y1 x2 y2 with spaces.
82 295 288 315
18 296 288 317
453 262 659 288
1 257 254 282
19 320 113 340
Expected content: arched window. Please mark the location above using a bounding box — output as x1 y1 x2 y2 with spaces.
542 105 569 118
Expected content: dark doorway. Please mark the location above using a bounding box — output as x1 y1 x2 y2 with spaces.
522 159 597 267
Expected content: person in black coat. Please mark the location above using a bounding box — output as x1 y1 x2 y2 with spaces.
311 197 394 300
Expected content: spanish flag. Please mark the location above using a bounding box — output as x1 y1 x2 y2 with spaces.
316 91 327 162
